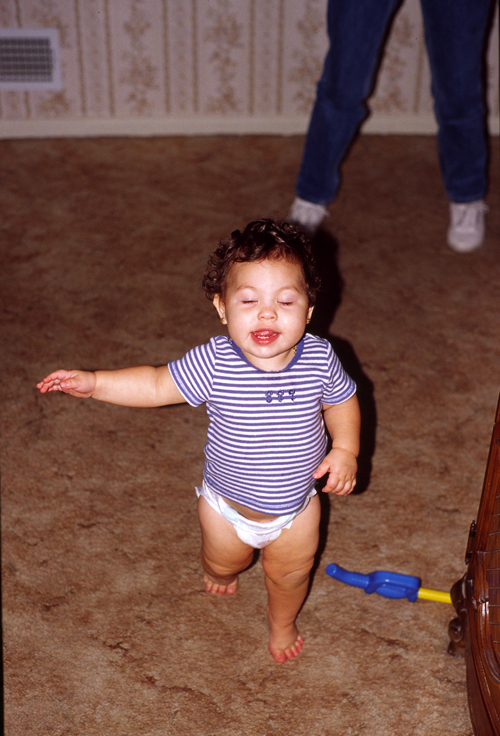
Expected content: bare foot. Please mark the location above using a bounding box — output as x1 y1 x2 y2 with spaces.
267 607 304 663
203 572 238 595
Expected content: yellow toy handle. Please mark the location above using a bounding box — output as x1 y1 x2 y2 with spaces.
417 587 452 604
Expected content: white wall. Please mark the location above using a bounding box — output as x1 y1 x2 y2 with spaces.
0 0 498 139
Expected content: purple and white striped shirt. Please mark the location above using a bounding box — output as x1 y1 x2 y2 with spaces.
169 333 356 514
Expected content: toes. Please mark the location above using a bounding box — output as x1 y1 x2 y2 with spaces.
271 649 288 664
203 574 238 595
269 635 304 663
204 579 224 594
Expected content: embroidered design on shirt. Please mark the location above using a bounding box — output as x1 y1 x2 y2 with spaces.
265 389 296 403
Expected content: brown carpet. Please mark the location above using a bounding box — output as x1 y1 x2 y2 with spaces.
2 133 499 736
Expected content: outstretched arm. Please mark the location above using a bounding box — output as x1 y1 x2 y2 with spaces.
36 365 186 407
313 394 361 496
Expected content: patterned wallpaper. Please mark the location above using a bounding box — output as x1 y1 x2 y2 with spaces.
0 0 498 138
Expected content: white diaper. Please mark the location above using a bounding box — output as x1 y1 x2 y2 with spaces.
196 481 315 549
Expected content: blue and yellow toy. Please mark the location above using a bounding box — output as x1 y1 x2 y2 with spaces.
326 563 451 604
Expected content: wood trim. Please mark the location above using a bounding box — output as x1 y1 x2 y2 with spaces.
0 113 498 140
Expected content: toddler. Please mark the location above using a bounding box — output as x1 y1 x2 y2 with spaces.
37 219 360 664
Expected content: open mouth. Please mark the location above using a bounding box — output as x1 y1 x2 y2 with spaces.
251 330 280 345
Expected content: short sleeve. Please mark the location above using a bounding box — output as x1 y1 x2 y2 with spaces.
321 343 356 405
168 339 217 406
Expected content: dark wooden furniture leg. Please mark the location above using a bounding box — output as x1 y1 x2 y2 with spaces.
449 395 500 736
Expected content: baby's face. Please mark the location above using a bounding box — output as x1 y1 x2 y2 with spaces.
213 257 313 372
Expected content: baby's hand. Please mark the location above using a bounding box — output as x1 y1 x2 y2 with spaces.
313 447 357 496
36 369 96 399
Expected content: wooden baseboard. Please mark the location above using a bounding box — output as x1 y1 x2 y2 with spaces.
0 113 498 139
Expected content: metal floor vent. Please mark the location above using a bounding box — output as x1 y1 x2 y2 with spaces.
0 28 61 91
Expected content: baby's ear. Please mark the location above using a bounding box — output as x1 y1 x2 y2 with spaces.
213 295 227 324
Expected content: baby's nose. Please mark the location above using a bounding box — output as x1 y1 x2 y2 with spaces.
258 304 277 319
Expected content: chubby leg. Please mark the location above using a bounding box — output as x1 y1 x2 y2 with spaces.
197 496 255 595
262 494 321 663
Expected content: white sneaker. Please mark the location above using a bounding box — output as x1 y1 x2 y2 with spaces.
288 196 328 234
447 200 488 253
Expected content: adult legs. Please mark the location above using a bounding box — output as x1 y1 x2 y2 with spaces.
295 0 401 206
421 0 493 203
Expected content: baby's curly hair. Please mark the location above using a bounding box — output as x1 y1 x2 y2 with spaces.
202 219 321 306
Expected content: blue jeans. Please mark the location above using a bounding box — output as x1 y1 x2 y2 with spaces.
296 0 493 205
